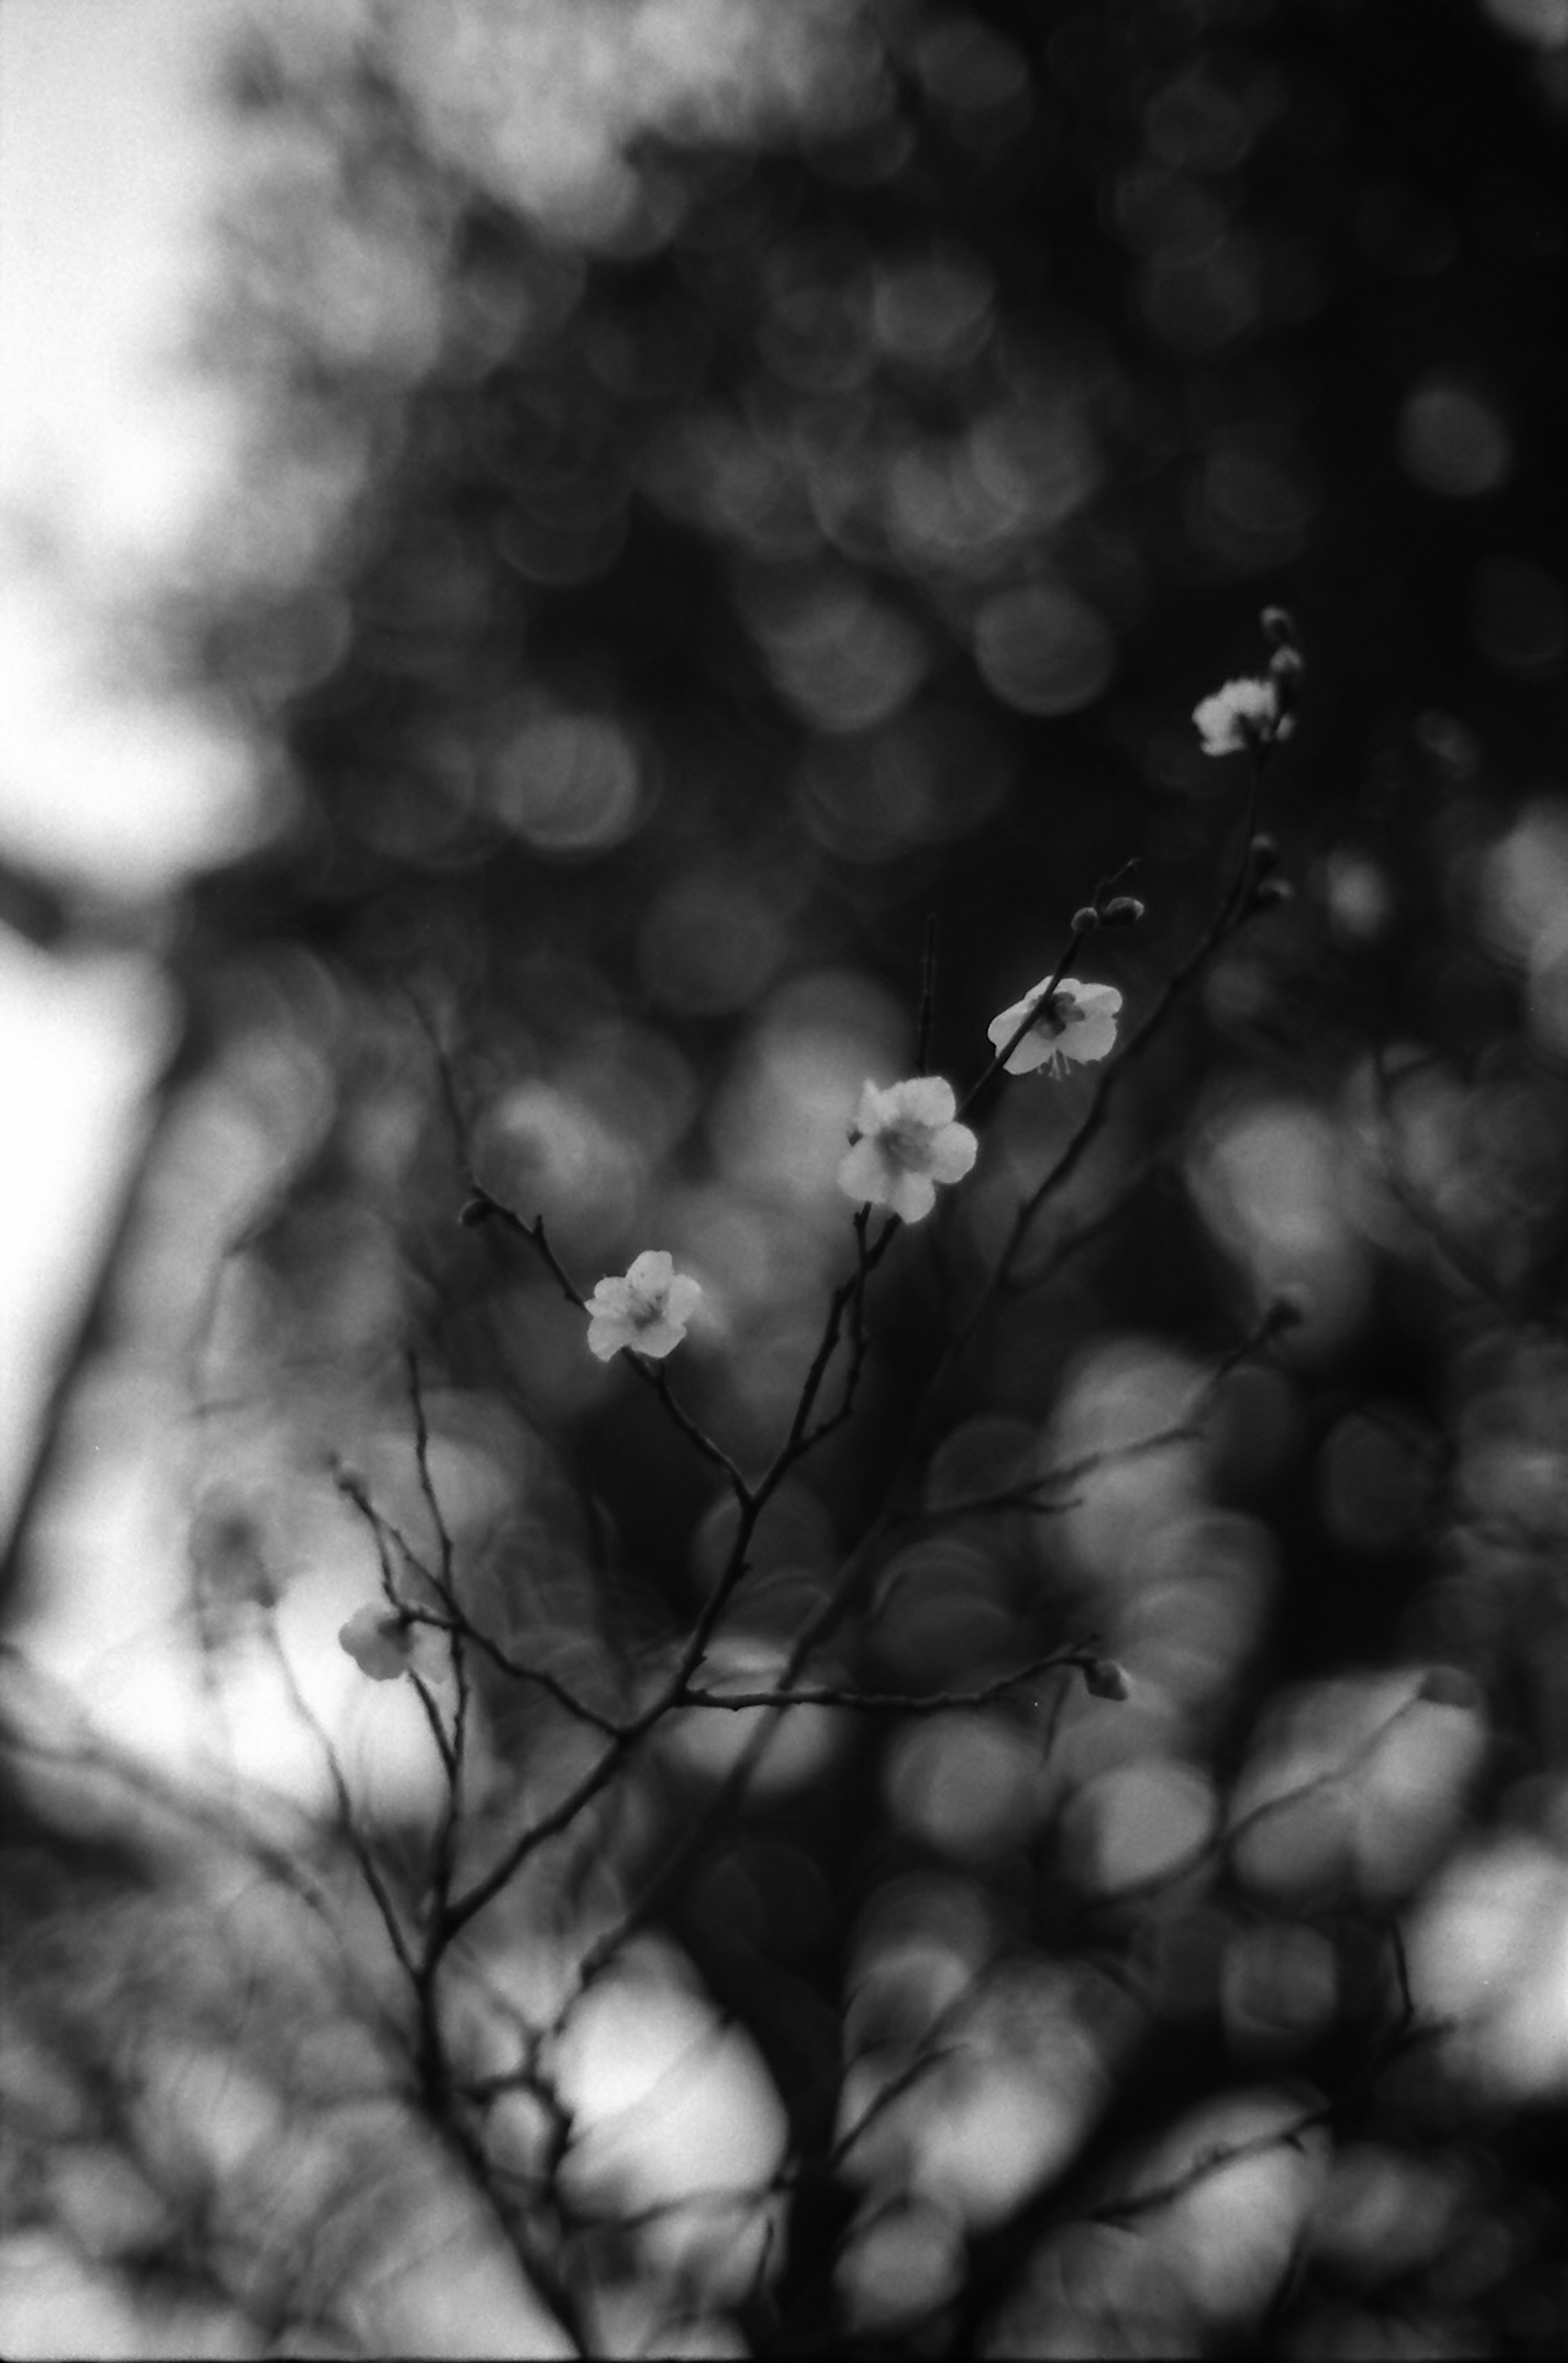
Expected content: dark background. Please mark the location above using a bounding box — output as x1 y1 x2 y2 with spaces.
4 2 1567 2354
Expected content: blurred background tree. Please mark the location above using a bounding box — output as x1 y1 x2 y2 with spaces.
4 0 1568 2354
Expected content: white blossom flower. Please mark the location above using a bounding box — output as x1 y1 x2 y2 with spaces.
339 1603 451 1684
1193 674 1295 756
586 1248 702 1362
987 976 1122 1078
837 1076 978 1223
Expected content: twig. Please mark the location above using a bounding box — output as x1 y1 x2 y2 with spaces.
334 1466 618 1735
474 1199 751 1504
1367 1049 1561 1333
678 1644 1091 1716
915 912 939 1076
258 1612 421 1983
1088 2011 1439 2233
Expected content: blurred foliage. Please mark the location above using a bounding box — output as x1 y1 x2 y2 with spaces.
6 0 1568 2355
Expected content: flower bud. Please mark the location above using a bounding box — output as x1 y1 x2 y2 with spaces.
1249 833 1281 874
1082 1657 1131 1702
459 1193 496 1229
1252 876 1294 911
1261 605 1300 649
1071 905 1101 934
1099 895 1145 928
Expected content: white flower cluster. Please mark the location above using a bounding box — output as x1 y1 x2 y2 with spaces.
1195 652 1303 751
566 968 1127 1378
345 972 1129 1682
1192 674 1296 757
1194 607 1305 755
835 975 1123 1221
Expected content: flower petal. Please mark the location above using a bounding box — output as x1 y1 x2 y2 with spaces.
625 1319 684 1359
626 1248 675 1293
585 1250 699 1358
839 1136 891 1206
887 1169 938 1223
1082 982 1122 1016
927 1121 979 1183
988 982 1051 1064
663 1274 704 1327
340 1605 410 1681
987 996 1028 1052
889 1074 957 1128
1193 675 1282 755
586 1314 629 1362
853 1079 893 1135
989 977 1122 1075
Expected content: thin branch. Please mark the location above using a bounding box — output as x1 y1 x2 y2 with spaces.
332 1463 457 1779
649 1359 750 1496
472 1198 751 1504
1051 1691 1434 1936
0 1651 412 2053
401 981 470 1171
406 1351 458 1604
441 1722 650 1939
334 1466 618 1736
800 791 1282 1658
915 911 939 1077
430 802 1284 1972
781 1207 892 1463
1089 2111 1330 2231
908 1425 1199 1528
1088 2014 1439 2234
679 1644 1092 1716
909 1301 1296 1527
1367 1049 1563 1334
258 1612 421 1983
412 1610 623 1736
955 903 1107 1123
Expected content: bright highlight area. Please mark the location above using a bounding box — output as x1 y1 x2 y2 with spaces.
0 0 250 1521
